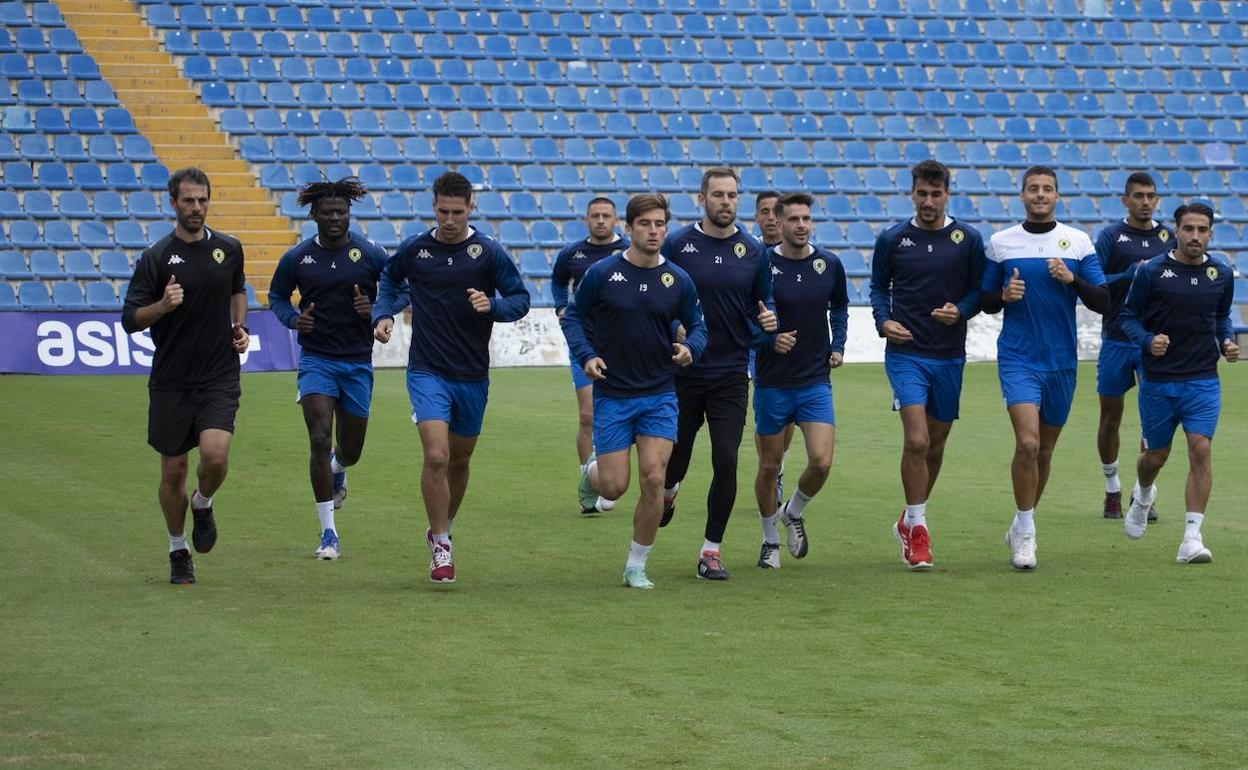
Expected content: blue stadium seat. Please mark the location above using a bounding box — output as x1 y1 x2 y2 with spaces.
0 250 28 279
84 280 119 310
19 281 56 310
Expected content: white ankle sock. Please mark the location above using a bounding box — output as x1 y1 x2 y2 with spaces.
1184 512 1204 540
786 486 813 518
904 502 927 528
760 512 779 544
191 489 212 510
169 533 187 553
701 539 720 555
1013 509 1036 535
433 532 451 549
1134 481 1157 507
316 500 335 532
664 483 679 499
627 540 652 569
1102 461 1120 494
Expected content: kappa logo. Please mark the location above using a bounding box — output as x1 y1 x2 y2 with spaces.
416 249 433 259
1118 234 1132 243
300 255 316 265
1161 268 1177 279
572 250 588 260
899 237 915 248
167 255 185 265
608 271 628 282
771 265 783 276
680 243 698 253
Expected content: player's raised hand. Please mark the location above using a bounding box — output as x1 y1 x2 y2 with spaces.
672 342 693 366
774 329 797 354
757 301 778 332
584 357 607 379
881 320 913 344
373 317 393 343
1149 332 1170 357
467 287 491 313
829 351 844 368
1003 268 1026 302
296 302 316 333
930 302 961 325
1046 257 1074 284
352 283 371 319
160 274 183 312
1222 338 1239 362
231 323 249 353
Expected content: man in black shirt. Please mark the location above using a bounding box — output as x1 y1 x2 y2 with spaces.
122 168 249 584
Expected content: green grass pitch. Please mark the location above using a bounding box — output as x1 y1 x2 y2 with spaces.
3 362 1247 768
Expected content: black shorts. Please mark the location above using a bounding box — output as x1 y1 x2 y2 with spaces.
148 380 241 457
675 371 749 428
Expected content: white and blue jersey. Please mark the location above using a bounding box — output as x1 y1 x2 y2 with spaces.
869 217 986 360
982 221 1105 371
560 252 708 398
663 223 772 381
1118 253 1234 447
373 227 530 382
269 233 389 362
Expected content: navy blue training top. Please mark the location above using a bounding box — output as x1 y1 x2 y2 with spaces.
754 245 849 389
662 222 772 380
561 252 708 398
373 227 530 381
868 218 986 360
551 236 628 313
1117 253 1235 383
268 233 389 362
1094 220 1175 342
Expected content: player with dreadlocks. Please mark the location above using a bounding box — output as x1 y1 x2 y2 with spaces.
268 177 390 560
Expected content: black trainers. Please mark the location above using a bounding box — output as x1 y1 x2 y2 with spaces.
169 548 195 584
1102 490 1122 519
191 504 217 553
660 497 676 528
697 551 730 580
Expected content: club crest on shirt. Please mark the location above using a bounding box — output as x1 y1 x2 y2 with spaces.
1159 230 1169 242
813 258 826 275
1057 238 1070 250
348 248 362 262
467 243 483 259
950 229 964 244
661 272 675 288
212 248 225 264
733 242 748 258
1206 265 1219 281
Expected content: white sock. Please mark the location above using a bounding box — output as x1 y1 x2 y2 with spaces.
760 512 779 544
433 532 451 549
587 459 598 491
169 533 187 553
626 540 652 570
580 463 588 474
786 486 813 518
904 502 927 528
316 500 335 532
330 451 346 474
1134 481 1157 507
191 489 212 510
701 539 720 555
1013 508 1036 535
1184 512 1204 540
1102 461 1120 494
595 495 615 511
664 483 679 499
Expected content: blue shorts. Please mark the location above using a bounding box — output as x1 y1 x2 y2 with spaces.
569 349 592 391
297 354 374 418
406 368 489 438
1097 339 1143 398
885 351 965 423
1138 378 1220 450
753 382 835 436
999 363 1076 428
593 392 678 454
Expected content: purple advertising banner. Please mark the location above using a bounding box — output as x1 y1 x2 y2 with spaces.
0 310 299 375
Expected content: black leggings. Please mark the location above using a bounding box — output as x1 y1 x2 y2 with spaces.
664 373 749 543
